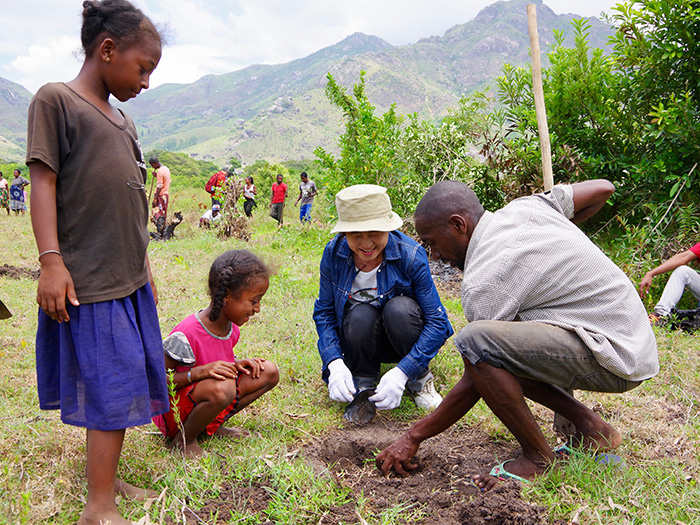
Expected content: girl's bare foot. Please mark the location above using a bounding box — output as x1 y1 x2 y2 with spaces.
169 433 205 459
113 478 158 501
78 504 135 524
214 425 250 439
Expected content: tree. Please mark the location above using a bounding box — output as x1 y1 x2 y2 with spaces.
608 0 700 208
314 71 406 208
399 94 507 212
492 19 625 194
485 4 700 234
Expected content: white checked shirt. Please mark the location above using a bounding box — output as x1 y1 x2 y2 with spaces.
461 184 659 381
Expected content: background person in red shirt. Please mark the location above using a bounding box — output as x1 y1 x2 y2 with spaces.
269 174 288 225
207 169 229 207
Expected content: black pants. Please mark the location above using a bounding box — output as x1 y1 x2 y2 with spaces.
341 296 424 389
244 198 256 217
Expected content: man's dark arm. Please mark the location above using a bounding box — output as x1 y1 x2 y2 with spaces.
570 179 615 224
376 358 480 476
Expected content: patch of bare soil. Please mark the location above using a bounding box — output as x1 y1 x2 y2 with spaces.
430 259 463 298
303 422 565 525
191 481 272 523
0 263 39 280
185 421 565 524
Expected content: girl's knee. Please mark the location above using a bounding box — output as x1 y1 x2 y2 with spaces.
207 379 238 408
263 361 280 388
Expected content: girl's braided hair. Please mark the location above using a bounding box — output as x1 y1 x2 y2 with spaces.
208 250 270 321
80 0 161 56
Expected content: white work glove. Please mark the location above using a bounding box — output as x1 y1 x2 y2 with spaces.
369 367 409 410
327 359 356 403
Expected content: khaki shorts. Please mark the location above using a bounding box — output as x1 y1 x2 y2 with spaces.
455 320 641 393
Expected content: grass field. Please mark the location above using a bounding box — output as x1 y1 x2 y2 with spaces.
0 190 699 524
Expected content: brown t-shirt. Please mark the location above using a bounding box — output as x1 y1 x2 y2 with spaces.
26 83 150 303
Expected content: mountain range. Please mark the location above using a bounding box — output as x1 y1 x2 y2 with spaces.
0 0 613 166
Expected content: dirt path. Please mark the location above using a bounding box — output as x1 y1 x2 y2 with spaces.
0 263 39 280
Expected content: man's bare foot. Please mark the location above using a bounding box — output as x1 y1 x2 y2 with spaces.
573 418 622 452
169 433 205 459
472 456 545 492
113 478 158 501
214 425 250 439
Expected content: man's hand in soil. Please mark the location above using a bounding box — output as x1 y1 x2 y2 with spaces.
375 433 420 476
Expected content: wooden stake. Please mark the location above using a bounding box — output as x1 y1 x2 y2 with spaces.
527 4 554 191
148 170 156 207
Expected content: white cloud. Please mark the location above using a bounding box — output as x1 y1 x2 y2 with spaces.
0 0 618 93
7 35 82 93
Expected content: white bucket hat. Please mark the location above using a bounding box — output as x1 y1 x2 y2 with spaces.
331 184 403 233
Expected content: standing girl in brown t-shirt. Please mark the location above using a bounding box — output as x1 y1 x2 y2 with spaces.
25 2 169 524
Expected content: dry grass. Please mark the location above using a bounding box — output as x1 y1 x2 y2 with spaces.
0 194 699 524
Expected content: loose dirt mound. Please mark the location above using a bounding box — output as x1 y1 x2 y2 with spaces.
187 421 564 524
303 422 564 525
0 264 39 280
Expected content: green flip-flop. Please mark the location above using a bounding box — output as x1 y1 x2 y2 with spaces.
489 460 530 483
553 443 624 466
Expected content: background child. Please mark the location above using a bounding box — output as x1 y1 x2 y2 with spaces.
294 171 317 224
26 1 168 524
0 171 9 215
153 250 279 458
243 176 257 217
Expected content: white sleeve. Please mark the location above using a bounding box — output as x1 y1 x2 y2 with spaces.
541 184 575 220
162 332 196 365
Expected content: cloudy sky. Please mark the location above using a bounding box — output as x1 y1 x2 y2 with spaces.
1 0 618 94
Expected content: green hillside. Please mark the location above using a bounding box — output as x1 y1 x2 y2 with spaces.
0 0 614 166
0 77 33 161
127 0 613 165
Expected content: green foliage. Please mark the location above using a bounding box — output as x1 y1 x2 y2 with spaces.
399 94 507 212
279 159 317 179
492 19 625 194
0 161 26 179
483 5 700 250
314 71 406 211
606 0 700 223
316 72 506 217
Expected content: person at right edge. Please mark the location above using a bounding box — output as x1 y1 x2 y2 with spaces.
313 184 453 423
638 243 700 325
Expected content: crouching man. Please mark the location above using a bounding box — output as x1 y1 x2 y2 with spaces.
376 180 658 490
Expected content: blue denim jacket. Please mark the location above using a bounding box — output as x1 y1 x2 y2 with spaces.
313 230 454 380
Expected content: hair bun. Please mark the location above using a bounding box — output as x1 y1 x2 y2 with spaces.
82 1 97 17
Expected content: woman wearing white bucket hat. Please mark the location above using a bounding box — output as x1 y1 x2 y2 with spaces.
313 185 454 423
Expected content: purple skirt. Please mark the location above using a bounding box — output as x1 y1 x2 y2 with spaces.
35 283 169 430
